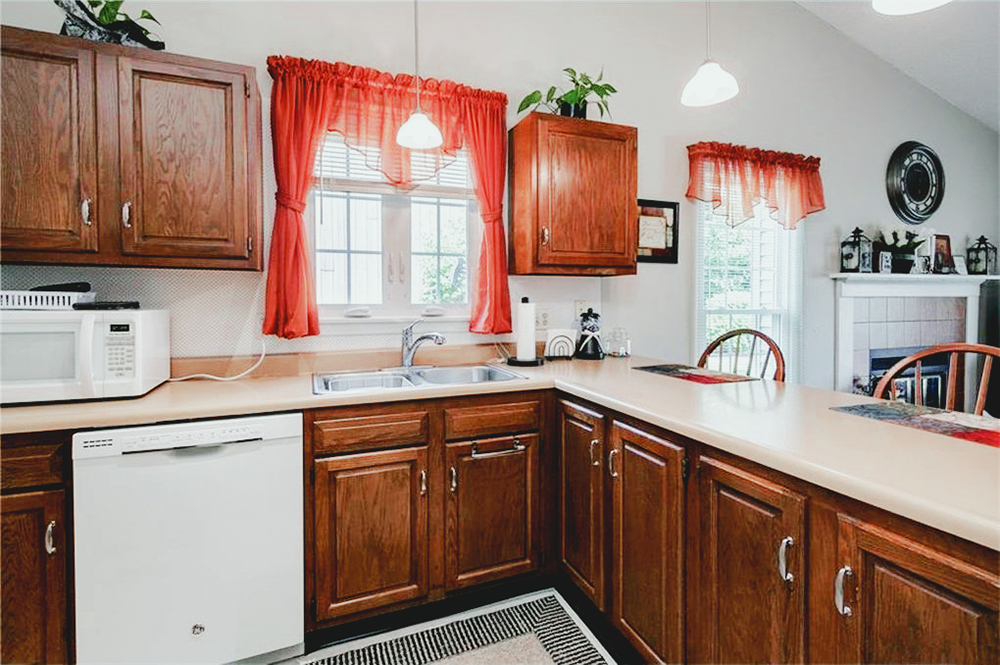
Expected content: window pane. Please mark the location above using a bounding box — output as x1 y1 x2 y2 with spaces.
411 255 438 304
350 253 382 304
411 200 438 253
316 252 348 305
439 203 468 255
349 196 382 252
315 193 347 251
438 255 468 304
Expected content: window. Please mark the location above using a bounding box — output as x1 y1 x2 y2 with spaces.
695 203 802 379
311 134 478 316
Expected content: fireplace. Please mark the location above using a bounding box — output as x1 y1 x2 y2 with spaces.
867 346 949 409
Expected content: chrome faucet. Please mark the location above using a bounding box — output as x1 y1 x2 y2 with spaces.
401 318 446 368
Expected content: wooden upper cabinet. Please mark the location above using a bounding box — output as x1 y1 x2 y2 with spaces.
610 421 685 664
509 112 637 276
695 456 807 665
1 489 67 665
557 399 606 610
0 26 262 270
835 515 999 664
1 31 98 254
117 57 250 260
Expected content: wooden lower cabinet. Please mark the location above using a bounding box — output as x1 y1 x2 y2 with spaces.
1 489 67 665
313 447 429 621
445 433 539 589
557 399 606 610
609 421 686 665
835 515 999 664
694 456 807 664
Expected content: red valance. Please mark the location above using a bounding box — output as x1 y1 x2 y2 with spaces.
262 56 512 339
685 141 826 229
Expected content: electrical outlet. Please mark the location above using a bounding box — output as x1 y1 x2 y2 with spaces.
535 307 550 329
573 300 590 319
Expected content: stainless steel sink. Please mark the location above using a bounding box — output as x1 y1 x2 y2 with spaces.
312 364 524 394
409 365 524 385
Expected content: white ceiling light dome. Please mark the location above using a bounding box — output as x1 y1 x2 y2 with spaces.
396 110 443 150
872 0 953 15
681 60 740 107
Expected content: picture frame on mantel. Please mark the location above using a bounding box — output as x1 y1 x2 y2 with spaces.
637 199 679 264
932 234 956 274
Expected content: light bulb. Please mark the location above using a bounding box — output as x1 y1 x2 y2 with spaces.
396 110 443 150
872 0 952 15
681 60 739 107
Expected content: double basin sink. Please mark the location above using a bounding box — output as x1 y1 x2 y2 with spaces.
313 364 526 394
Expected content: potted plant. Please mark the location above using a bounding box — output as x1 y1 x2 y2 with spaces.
517 68 617 120
873 228 926 274
55 0 164 50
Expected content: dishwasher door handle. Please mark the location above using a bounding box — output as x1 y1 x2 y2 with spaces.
123 437 264 455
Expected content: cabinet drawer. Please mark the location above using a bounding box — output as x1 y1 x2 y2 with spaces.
313 411 430 455
444 400 541 441
0 435 67 491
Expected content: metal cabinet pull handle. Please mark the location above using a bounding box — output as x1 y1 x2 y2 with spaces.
608 448 619 478
471 438 526 459
419 470 427 496
399 251 406 282
81 198 92 226
388 253 395 283
835 565 854 617
121 201 132 228
589 439 600 466
541 227 550 245
449 466 457 493
778 536 794 583
45 520 57 555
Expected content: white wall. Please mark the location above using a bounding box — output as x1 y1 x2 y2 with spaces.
1 1 997 388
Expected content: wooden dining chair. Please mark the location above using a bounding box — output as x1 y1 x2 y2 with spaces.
697 328 786 382
872 343 1000 415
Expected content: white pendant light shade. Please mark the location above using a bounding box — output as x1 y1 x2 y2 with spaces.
872 0 952 15
396 110 443 150
681 60 739 107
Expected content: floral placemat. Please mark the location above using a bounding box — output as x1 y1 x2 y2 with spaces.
831 402 1000 447
635 364 759 384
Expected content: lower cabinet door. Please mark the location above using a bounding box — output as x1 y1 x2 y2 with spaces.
445 433 539 590
835 515 999 664
1 489 67 665
313 447 429 621
695 456 807 664
610 421 685 664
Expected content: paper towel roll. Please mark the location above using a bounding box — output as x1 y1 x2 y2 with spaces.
516 297 536 361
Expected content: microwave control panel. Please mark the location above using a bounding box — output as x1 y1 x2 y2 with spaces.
105 322 135 379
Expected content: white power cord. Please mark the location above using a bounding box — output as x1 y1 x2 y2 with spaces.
169 340 267 382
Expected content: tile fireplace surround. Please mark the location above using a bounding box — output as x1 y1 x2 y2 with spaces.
832 274 999 401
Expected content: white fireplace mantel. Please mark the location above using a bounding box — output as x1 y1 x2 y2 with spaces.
831 273 999 394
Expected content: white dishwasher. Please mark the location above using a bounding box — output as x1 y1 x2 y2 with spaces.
73 413 304 665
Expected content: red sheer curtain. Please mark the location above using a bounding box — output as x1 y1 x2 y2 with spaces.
685 141 825 229
263 56 512 338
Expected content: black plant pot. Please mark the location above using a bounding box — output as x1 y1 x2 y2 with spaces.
559 101 587 119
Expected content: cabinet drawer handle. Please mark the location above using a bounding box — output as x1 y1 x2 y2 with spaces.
45 520 57 555
470 438 526 459
835 565 854 617
608 448 619 478
81 198 92 226
419 469 427 496
449 466 457 493
541 227 550 245
589 439 600 466
122 201 132 228
778 536 794 583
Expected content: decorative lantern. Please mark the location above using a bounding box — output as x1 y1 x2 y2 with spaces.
967 236 997 275
840 227 873 273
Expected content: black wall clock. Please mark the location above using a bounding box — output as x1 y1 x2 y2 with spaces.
886 141 944 225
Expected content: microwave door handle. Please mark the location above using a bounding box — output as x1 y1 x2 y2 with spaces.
78 313 97 398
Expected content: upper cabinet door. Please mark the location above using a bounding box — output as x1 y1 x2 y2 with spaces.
117 56 250 259
1 32 98 253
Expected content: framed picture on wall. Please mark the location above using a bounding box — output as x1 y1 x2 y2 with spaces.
637 199 679 264
931 234 955 274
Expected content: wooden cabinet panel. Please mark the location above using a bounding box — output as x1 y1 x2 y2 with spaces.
836 515 999 664
1 489 67 665
610 421 685 664
312 410 430 455
695 456 807 664
1 30 98 253
443 399 541 441
509 112 637 276
118 57 250 259
313 447 429 620
445 433 539 589
0 432 67 491
557 399 606 610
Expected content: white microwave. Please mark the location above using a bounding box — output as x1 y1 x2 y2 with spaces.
0 309 170 405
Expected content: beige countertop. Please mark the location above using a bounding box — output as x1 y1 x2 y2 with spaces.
2 356 997 550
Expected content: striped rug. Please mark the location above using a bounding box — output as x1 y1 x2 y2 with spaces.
300 590 614 665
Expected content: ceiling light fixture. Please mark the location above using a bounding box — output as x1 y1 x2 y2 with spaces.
396 0 442 150
681 0 739 107
872 0 953 15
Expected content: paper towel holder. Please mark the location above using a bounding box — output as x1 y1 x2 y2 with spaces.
508 356 544 367
509 296 545 367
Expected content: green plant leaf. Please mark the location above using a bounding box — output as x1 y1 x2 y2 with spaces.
87 0 102 8
545 86 558 103
139 9 160 24
603 84 617 94
517 90 541 113
97 0 123 24
563 67 577 80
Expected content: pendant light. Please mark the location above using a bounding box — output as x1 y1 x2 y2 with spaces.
681 0 739 107
396 0 442 150
872 0 953 15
